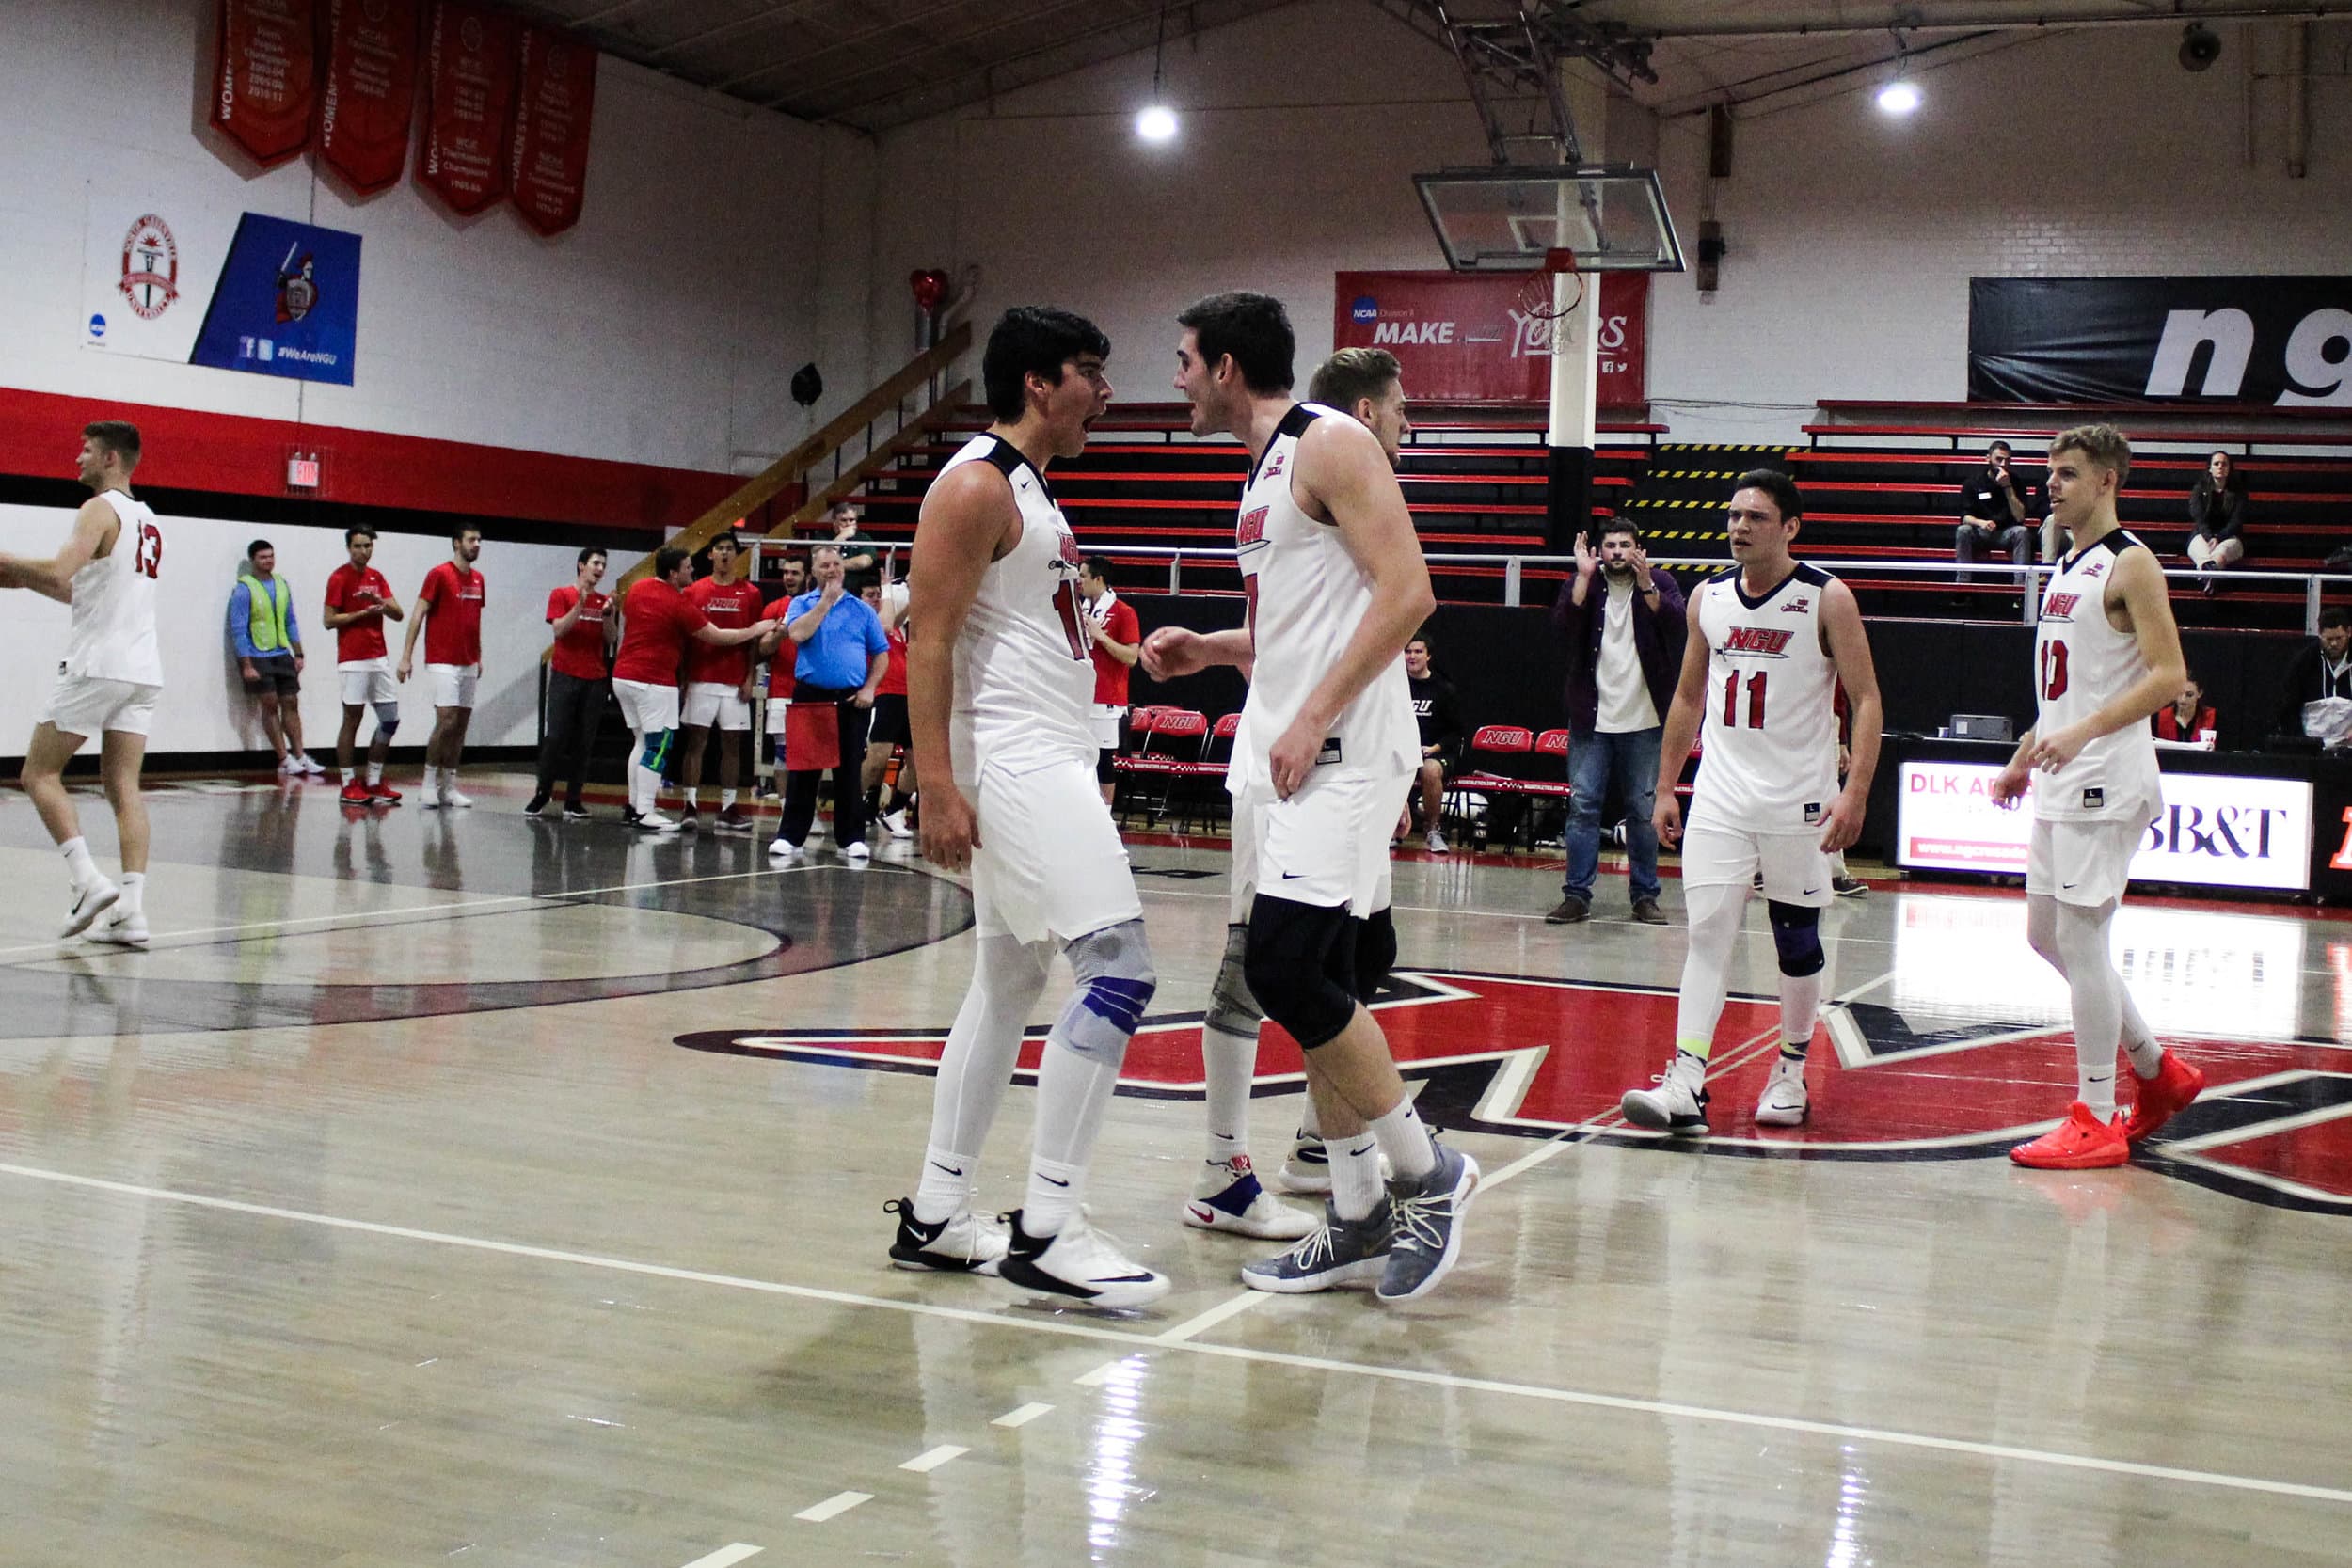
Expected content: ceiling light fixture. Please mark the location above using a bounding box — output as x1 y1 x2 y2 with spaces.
1137 3 1177 144
1877 29 1921 116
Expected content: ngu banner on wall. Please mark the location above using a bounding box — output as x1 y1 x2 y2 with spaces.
1969 276 2352 407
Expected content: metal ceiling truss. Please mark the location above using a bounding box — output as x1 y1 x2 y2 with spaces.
1364 0 1661 164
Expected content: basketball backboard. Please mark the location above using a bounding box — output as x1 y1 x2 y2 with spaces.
1415 165 1684 273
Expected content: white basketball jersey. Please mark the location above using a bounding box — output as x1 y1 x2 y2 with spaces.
62 490 164 688
1230 403 1416 787
2033 531 2161 824
939 434 1096 778
1688 562 1840 832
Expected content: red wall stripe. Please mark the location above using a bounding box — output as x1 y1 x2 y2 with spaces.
0 386 740 532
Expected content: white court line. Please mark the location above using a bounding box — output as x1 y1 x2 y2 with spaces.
7 1154 2348 1508
678 1545 762 1568
898 1444 969 1473
990 1402 1056 1428
0 863 819 964
792 1491 871 1523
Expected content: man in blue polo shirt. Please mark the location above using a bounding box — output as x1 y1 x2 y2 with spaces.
767 542 889 860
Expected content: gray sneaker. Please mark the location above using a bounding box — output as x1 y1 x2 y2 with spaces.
1544 895 1589 925
1376 1143 1480 1303
1240 1199 1392 1293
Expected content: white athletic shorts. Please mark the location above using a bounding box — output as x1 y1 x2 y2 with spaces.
2027 815 2145 908
1679 817 1833 907
40 673 161 738
1089 705 1125 750
967 752 1142 946
1234 767 1409 916
613 678 680 736
340 659 397 706
682 681 751 732
426 662 480 710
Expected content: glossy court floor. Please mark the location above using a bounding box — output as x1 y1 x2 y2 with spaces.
5 772 2351 1568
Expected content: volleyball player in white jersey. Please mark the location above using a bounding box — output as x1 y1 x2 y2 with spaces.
1173 346 1420 1243
1620 470 1883 1134
1148 293 1473 1305
0 421 164 946
885 307 1169 1309
1994 424 2203 1169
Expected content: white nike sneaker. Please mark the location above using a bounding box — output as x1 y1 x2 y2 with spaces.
884 1199 1008 1274
843 840 871 861
1620 1062 1711 1135
633 810 682 832
296 753 326 775
62 877 120 938
1754 1057 1810 1128
1183 1156 1316 1240
90 909 150 948
1425 828 1449 854
769 836 803 860
1274 1132 1333 1195
998 1211 1169 1309
440 786 475 809
882 810 913 840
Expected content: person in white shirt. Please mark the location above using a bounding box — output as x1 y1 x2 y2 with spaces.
0 420 165 946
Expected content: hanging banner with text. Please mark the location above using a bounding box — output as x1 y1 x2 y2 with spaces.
318 0 421 195
188 214 364 385
509 25 598 236
1332 271 1647 405
209 0 318 168
419 0 519 216
1969 276 2352 407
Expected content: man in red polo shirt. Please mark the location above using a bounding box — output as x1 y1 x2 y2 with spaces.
1079 556 1140 805
322 525 406 806
397 526 486 810
530 547 615 820
858 577 916 838
678 531 768 832
757 552 807 800
612 546 774 832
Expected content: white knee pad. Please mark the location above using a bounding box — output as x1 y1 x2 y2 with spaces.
1053 918 1158 1066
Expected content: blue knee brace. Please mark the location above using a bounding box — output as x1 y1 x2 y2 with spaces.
1766 900 1825 977
1055 918 1157 1064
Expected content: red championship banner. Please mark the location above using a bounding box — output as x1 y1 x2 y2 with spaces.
509 26 599 236
418 0 519 216
209 0 318 168
1333 271 1649 406
318 0 420 195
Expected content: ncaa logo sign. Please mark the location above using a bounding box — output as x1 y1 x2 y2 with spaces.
1350 295 1378 324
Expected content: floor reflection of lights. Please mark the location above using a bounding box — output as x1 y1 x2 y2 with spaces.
1826 1447 1871 1568
1086 1356 1152 1558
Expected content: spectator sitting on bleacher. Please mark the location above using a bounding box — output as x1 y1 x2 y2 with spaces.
2187 451 2250 595
2274 607 2352 740
2153 673 2217 742
1403 634 1463 852
1955 440 2031 570
1547 521 1682 927
816 501 879 576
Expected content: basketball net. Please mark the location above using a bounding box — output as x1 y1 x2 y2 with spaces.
1514 248 1585 356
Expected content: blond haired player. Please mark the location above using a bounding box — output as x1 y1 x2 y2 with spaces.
0 420 165 946
1994 424 2203 1168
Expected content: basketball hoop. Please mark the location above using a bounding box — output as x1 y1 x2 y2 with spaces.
1514 249 1585 355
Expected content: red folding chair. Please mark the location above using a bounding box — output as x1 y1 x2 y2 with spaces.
1450 725 1533 848
1138 708 1208 823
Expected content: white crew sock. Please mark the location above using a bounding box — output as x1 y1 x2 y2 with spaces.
118 872 145 914
1201 1021 1256 1165
1327 1135 1384 1222
720 788 737 811
60 836 96 886
367 759 384 786
1367 1099 1438 1184
341 766 356 786
422 765 441 797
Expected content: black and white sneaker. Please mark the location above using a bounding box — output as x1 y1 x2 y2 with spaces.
884 1198 1007 1274
523 792 550 818
562 802 593 822
1621 1067 1711 1135
996 1210 1169 1309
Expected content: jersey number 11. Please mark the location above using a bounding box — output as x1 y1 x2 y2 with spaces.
1722 670 1767 728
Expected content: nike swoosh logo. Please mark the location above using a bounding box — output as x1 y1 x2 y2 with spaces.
1348 1143 1375 1158
1091 1274 1159 1284
930 1161 964 1177
1280 871 1304 879
2062 882 2080 889
1802 887 1821 896
1040 1175 1071 1188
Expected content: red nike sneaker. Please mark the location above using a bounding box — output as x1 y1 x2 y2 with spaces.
2122 1051 2204 1144
2010 1101 2130 1169
368 781 404 804
339 780 372 805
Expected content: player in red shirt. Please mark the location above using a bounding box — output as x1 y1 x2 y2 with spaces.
858 577 916 838
321 525 407 806
530 547 616 820
397 526 486 809
1078 556 1141 805
612 546 775 832
756 552 807 791
677 531 769 832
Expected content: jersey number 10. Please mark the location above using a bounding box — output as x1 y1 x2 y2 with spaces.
1722 670 1768 728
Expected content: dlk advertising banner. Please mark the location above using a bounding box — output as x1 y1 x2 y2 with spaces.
509 25 598 236
419 0 520 215
83 193 360 385
210 0 318 168
318 0 421 195
1896 759 2313 892
1969 277 2352 407
1333 270 1647 404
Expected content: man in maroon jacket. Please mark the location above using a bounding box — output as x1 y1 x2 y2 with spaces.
1548 520 1686 925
